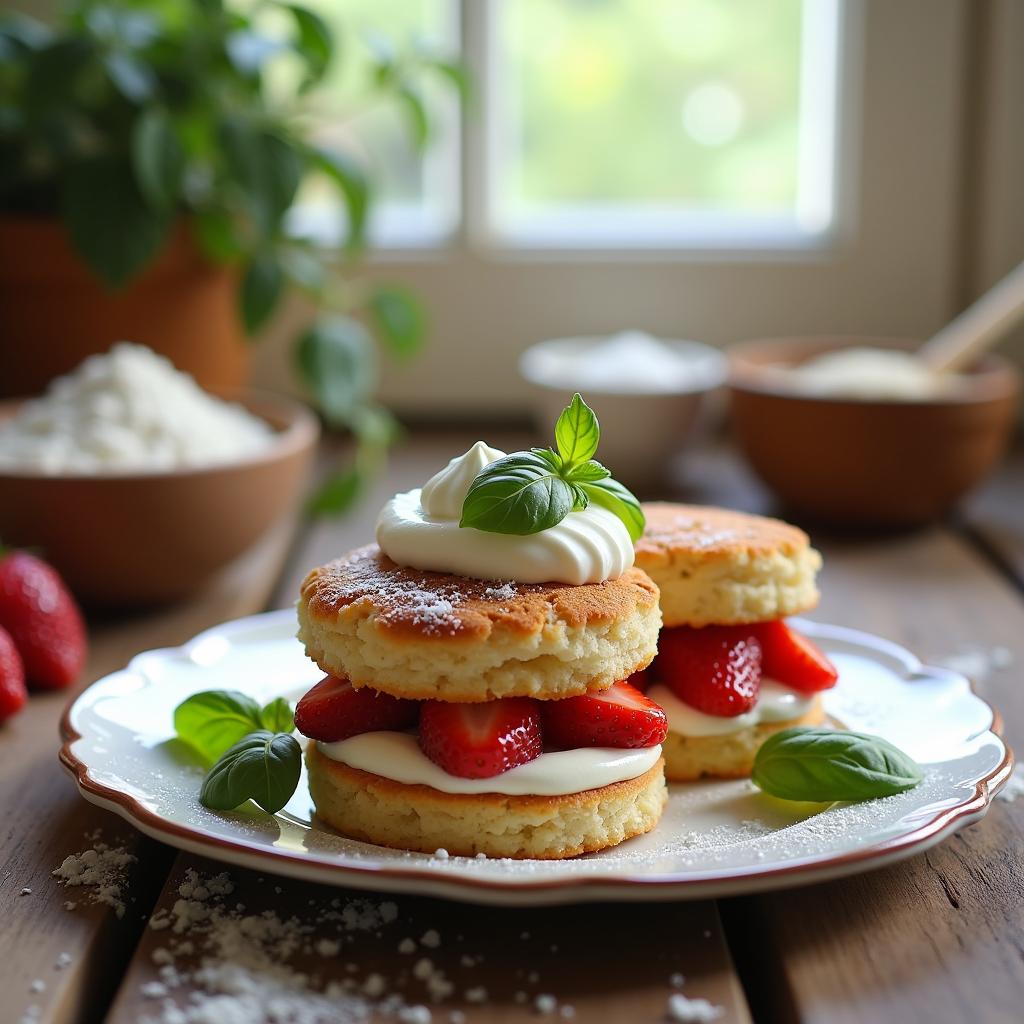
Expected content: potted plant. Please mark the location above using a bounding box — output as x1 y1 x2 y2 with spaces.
0 0 464 509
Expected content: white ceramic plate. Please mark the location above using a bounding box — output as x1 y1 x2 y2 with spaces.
61 610 1012 906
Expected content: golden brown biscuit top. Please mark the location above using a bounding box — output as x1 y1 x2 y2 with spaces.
635 502 810 567
300 544 659 641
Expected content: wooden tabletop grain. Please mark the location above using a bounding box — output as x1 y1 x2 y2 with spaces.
2 433 1021 1024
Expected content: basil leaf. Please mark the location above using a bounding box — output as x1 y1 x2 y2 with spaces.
200 731 302 814
530 447 564 472
460 452 575 536
565 460 611 483
580 476 645 542
752 726 923 802
554 393 600 467
260 697 294 733
174 690 264 764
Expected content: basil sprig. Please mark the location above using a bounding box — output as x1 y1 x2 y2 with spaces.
752 726 923 802
174 689 295 764
459 393 644 540
199 731 302 815
174 689 300 815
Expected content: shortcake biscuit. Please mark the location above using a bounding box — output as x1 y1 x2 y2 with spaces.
306 744 667 859
298 545 661 702
634 503 821 627
659 697 825 781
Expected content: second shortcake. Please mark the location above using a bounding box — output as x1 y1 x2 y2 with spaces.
634 503 838 781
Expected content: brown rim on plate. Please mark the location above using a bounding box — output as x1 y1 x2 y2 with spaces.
57 638 1014 902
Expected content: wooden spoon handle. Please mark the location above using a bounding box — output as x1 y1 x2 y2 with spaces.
918 261 1024 373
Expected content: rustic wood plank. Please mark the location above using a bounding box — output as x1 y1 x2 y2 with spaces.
106 855 751 1024
106 430 750 1024
1 520 296 1024
722 527 1024 1024
961 448 1024 589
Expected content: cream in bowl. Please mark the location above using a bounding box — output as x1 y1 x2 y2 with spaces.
520 331 727 489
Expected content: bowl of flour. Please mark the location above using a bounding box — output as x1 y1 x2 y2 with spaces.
0 344 318 605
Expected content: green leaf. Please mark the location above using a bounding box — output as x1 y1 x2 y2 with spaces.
174 690 264 765
425 57 471 101
396 83 429 150
286 4 332 86
220 119 303 231
60 156 172 288
240 253 283 333
307 466 363 516
296 316 376 426
194 208 245 263
752 727 923 803
554 393 600 467
580 475 645 542
199 731 301 814
460 452 576 536
368 285 425 359
311 147 369 249
530 447 563 472
260 697 294 734
565 460 611 483
131 108 184 210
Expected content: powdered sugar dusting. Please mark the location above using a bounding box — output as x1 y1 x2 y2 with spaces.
52 832 136 918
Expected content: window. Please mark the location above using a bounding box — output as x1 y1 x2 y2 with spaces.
484 0 840 247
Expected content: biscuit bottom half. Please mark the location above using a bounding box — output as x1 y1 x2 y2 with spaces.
306 744 667 860
661 696 825 781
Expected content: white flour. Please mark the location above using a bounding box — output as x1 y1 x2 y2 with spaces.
0 343 272 473
52 835 136 918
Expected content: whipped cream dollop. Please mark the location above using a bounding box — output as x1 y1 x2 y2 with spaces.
318 732 661 796
375 442 634 584
648 681 816 737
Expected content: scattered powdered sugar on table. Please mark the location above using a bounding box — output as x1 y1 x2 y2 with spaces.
139 868 492 1023
52 832 136 918
0 342 272 474
997 764 1024 803
666 992 724 1022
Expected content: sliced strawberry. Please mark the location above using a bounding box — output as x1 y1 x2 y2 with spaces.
294 675 418 742
655 625 762 717
418 698 542 779
0 626 27 724
0 551 86 689
541 681 667 750
752 620 838 693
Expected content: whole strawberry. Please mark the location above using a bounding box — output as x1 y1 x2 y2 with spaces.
0 626 28 723
0 552 87 689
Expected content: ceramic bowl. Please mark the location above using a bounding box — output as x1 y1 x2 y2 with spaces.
520 334 728 490
728 336 1021 527
0 391 318 606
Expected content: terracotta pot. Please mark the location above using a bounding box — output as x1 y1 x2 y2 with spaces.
0 218 249 398
0 391 318 607
728 336 1021 528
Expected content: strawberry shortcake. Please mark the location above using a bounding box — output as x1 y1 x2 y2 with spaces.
633 503 837 781
294 398 669 859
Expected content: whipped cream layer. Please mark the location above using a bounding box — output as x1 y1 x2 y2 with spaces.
318 732 661 796
648 681 815 737
376 441 634 584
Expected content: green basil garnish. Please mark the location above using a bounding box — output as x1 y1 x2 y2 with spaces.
174 690 265 764
459 393 644 540
260 696 295 734
752 726 923 802
199 731 302 814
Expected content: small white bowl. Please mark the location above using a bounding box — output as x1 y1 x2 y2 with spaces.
520 332 727 488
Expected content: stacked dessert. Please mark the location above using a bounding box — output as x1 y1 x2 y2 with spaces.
633 503 838 781
293 399 668 858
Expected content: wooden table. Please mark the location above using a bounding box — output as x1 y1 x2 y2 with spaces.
3 433 1022 1024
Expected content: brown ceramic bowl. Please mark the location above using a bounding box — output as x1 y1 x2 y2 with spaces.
0 391 318 606
728 337 1021 528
